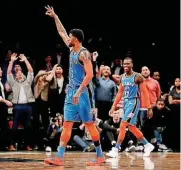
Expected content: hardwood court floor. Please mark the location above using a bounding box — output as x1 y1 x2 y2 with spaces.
0 151 180 170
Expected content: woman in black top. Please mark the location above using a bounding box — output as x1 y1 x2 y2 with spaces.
168 78 180 152
168 78 181 104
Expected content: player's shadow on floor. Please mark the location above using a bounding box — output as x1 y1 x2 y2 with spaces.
0 158 43 162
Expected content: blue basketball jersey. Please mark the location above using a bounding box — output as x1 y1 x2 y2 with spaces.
121 72 140 100
68 47 95 108
68 47 86 88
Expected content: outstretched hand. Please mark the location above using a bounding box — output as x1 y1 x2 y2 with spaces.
19 54 27 62
10 53 18 62
45 5 56 17
92 51 98 61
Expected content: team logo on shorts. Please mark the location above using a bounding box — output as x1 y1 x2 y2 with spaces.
127 112 134 118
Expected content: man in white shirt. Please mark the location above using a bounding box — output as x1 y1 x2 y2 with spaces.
7 53 35 151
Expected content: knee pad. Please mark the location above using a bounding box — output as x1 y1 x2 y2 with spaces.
60 122 73 143
84 122 99 141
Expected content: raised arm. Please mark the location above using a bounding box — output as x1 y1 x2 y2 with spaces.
7 53 17 87
112 74 121 84
19 54 33 73
46 64 58 82
92 51 98 79
7 53 18 75
45 5 70 47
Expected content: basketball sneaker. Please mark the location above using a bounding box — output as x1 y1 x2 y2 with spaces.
106 147 119 158
87 157 106 166
44 157 64 166
143 143 154 156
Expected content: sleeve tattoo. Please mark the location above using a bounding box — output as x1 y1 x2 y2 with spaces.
80 50 91 63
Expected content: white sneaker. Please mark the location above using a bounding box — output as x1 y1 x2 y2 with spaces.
158 144 168 150
150 138 157 144
124 147 129 152
136 145 144 152
128 140 133 145
163 148 172 152
45 146 52 152
158 148 162 152
128 145 136 152
111 141 116 146
143 143 154 156
106 147 119 158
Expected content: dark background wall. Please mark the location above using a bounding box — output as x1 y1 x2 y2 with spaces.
0 0 179 87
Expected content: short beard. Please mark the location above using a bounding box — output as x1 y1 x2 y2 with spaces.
143 75 149 79
103 74 109 77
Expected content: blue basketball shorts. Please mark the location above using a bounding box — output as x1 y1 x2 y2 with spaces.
64 88 93 122
122 98 140 125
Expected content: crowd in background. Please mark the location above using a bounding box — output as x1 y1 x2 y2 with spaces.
0 46 180 153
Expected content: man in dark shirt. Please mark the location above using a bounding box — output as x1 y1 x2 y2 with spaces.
148 98 169 151
104 110 120 150
95 66 116 121
104 109 136 151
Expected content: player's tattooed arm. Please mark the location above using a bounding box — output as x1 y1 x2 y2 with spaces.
72 51 93 105
79 50 93 85
54 16 70 47
135 73 144 84
79 50 92 63
45 5 70 47
79 50 93 87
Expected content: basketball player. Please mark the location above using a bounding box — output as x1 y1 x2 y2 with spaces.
44 6 105 166
106 57 154 158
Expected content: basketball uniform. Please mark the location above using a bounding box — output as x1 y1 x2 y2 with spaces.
64 47 95 122
121 72 140 125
